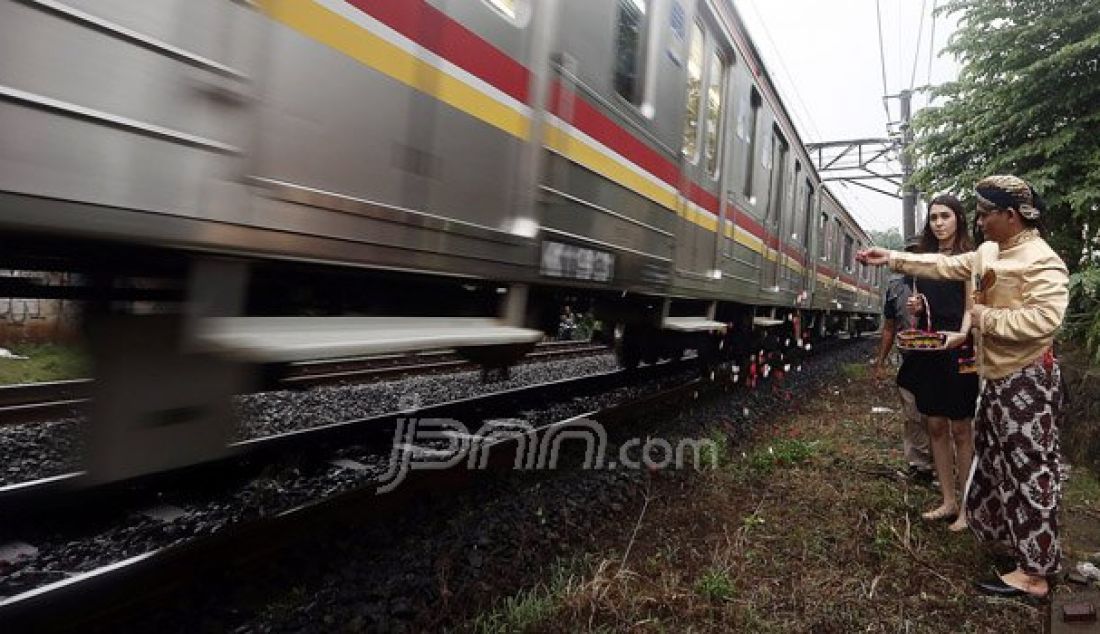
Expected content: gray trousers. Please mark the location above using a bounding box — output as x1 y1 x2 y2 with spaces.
899 386 932 470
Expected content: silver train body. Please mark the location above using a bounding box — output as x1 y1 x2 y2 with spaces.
0 0 883 317
0 0 887 483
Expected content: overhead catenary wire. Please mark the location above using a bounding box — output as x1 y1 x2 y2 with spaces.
875 0 892 122
835 182 881 231
909 0 930 92
926 0 939 93
741 0 825 143
897 0 903 92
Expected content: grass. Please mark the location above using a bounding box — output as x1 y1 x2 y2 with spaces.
737 437 822 479
0 342 89 384
470 586 558 634
461 365 1075 631
840 361 869 380
468 558 585 634
1066 466 1100 508
694 567 734 602
698 428 729 469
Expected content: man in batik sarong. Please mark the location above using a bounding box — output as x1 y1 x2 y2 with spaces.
858 175 1069 599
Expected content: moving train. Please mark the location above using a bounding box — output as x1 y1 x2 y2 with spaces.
0 0 884 481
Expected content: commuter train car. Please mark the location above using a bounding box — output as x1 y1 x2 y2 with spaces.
0 0 884 481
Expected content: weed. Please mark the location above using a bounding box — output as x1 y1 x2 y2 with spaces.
742 510 765 530
871 520 895 559
694 567 734 602
699 428 729 469
744 438 821 477
468 556 590 632
840 363 868 380
1065 466 1100 508
470 586 556 634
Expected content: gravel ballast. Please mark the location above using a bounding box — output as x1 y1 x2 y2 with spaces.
0 354 621 487
123 338 877 632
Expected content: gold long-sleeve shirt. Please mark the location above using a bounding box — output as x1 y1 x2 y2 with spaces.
888 229 1069 379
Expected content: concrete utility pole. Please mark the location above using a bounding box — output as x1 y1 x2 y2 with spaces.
899 89 917 241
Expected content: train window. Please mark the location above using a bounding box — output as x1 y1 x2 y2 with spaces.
833 218 843 263
486 0 515 16
742 88 762 199
802 180 814 246
843 234 854 273
818 212 829 259
614 0 649 105
704 52 725 175
790 161 803 243
763 131 788 290
681 21 704 162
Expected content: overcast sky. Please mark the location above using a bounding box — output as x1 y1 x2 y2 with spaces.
731 0 961 233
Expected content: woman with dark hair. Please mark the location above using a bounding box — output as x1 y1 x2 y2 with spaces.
897 194 978 531
858 175 1069 599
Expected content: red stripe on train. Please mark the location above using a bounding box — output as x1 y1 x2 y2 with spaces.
549 82 682 188
341 1 872 284
345 0 530 103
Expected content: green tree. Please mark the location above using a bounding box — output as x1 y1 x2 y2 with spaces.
911 0 1100 266
868 227 905 250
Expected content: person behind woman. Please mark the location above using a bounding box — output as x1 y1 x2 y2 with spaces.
858 175 1069 599
896 194 978 531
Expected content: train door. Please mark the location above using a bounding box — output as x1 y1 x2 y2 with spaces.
252 0 539 283
0 0 261 483
777 160 802 296
760 126 789 291
795 175 815 298
674 8 729 292
425 1 540 235
810 205 829 306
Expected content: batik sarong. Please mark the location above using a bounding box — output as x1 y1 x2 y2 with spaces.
965 359 1065 576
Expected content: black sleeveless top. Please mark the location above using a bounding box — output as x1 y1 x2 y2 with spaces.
897 276 978 418
913 278 965 332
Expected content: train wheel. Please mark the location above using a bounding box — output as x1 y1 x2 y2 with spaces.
697 334 720 371
641 328 660 365
617 324 641 370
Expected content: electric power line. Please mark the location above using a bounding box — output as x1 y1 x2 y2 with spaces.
897 0 903 90
909 0 930 91
875 0 891 122
926 0 939 91
741 0 825 143
835 182 882 230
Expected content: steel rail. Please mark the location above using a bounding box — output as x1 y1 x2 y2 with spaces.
0 341 610 425
0 361 699 630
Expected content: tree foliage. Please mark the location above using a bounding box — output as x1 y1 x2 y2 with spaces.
911 0 1100 265
1065 267 1100 364
868 227 905 250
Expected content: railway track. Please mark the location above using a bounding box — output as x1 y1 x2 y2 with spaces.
0 340 608 426
0 358 700 631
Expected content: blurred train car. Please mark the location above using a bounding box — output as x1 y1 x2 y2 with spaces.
0 0 885 481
